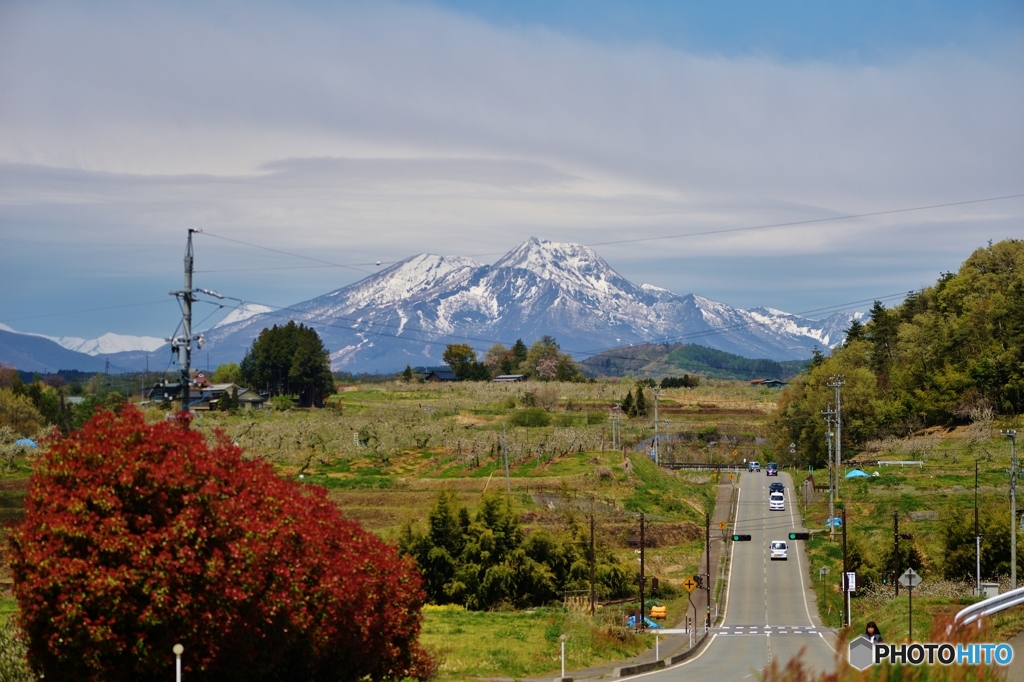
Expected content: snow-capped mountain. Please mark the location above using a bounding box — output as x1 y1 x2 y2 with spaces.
0 238 862 374
52 332 166 356
0 324 165 357
201 237 859 372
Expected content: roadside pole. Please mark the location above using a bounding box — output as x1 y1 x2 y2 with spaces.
842 506 849 627
705 512 711 629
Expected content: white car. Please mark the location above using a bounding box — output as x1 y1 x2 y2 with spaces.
770 540 788 560
748 461 761 472
769 491 785 511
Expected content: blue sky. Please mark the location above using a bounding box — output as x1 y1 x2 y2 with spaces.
0 0 1022 347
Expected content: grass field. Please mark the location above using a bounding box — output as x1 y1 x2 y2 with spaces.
5 378 1022 679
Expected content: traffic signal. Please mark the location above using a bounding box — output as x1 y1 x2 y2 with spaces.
788 532 810 540
732 534 752 541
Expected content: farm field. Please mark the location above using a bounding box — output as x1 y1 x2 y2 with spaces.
3 376 1022 679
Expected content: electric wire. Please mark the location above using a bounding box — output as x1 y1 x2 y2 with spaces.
194 193 1024 272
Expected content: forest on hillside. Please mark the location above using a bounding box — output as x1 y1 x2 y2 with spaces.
773 239 1024 466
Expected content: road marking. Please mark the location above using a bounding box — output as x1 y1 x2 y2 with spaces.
719 486 740 625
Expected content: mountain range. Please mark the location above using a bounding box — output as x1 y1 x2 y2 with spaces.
1 238 860 375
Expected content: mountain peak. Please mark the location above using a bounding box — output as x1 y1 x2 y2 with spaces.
492 237 630 297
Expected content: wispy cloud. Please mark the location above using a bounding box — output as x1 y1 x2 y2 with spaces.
0 1 1021 337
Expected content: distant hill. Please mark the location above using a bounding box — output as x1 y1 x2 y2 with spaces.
581 343 809 381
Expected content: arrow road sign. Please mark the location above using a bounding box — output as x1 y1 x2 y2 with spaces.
899 568 922 588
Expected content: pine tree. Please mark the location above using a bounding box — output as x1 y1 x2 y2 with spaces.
634 384 647 417
621 389 634 417
403 365 414 382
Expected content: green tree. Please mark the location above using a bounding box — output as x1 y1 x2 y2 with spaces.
620 389 634 417
442 344 491 381
240 322 334 407
211 363 242 384
633 383 647 418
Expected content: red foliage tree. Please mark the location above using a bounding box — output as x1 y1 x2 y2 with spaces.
8 406 430 681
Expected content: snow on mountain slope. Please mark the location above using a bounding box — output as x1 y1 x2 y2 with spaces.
55 332 167 356
201 238 859 372
215 303 274 328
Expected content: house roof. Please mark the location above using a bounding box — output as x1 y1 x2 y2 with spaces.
426 369 459 381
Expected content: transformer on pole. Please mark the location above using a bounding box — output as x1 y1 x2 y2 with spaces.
170 230 200 413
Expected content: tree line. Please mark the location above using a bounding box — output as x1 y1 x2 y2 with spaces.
429 336 586 382
772 239 1024 465
399 490 634 610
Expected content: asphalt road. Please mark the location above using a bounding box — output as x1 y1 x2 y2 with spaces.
639 471 839 681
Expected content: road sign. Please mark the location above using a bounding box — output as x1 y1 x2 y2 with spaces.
899 568 922 588
728 473 734 481
682 577 698 592
819 566 830 576
719 521 727 529
844 572 857 592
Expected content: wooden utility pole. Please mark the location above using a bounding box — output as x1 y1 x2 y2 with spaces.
590 512 596 617
638 513 646 631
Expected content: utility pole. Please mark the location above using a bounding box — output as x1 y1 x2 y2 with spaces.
652 386 660 465
503 424 510 493
705 512 711 628
1005 430 1018 590
842 506 849 627
638 513 646 631
976 460 981 596
822 405 836 540
171 229 198 413
590 511 596 617
893 511 900 598
828 376 844 501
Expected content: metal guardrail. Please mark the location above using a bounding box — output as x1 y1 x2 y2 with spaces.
661 463 745 471
953 586 1024 628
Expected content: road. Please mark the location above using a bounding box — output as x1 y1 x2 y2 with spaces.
641 470 839 680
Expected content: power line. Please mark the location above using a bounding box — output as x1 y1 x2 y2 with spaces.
195 193 1024 272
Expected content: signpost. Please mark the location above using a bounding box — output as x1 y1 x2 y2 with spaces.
899 568 923 641
819 567 831 627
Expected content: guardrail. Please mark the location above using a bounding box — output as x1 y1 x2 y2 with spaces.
953 586 1024 628
660 463 745 472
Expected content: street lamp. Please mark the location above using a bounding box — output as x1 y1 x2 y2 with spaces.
560 634 568 679
173 643 184 682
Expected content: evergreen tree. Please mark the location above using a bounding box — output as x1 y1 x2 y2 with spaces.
620 389 634 417
633 383 647 417
403 365 414 382
241 322 335 406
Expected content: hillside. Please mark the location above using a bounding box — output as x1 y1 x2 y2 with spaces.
582 342 809 380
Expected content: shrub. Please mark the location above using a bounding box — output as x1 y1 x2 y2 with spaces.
8 407 430 681
509 408 551 428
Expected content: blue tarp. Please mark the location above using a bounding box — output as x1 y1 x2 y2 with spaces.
845 469 870 478
15 438 38 448
826 517 843 527
626 615 661 629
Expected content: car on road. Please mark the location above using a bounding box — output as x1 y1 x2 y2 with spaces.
748 461 761 472
769 482 784 493
770 540 788 560
769 491 785 511
766 463 778 476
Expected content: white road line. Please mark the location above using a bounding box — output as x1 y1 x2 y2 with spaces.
719 486 740 624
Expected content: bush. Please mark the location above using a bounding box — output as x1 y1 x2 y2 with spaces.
509 408 551 428
8 407 430 681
